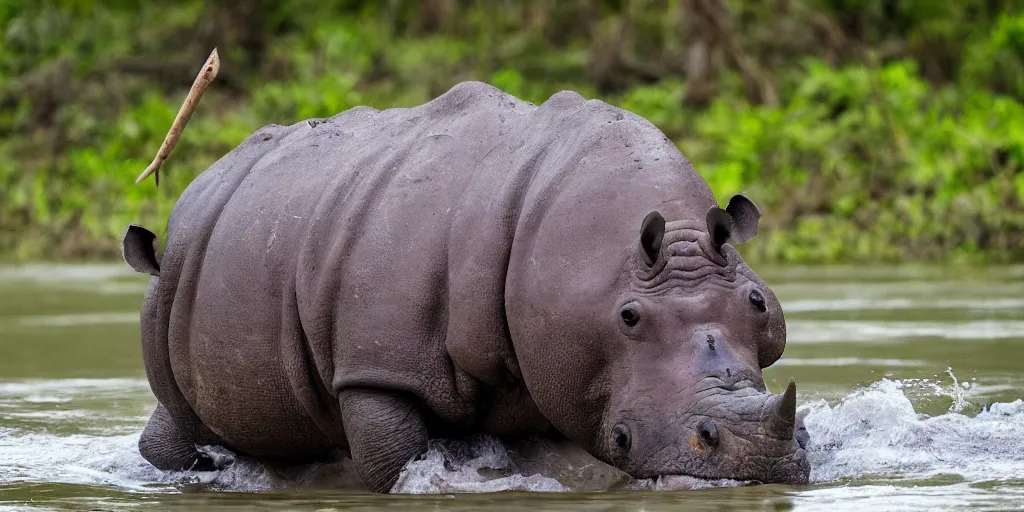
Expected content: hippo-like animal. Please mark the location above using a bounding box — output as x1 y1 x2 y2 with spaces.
121 81 810 492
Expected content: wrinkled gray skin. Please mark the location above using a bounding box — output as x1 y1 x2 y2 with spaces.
121 81 810 493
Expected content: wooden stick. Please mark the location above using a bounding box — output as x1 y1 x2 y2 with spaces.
135 48 220 185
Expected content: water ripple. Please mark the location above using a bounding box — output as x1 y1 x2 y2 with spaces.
788 320 1024 343
776 357 929 367
784 297 1024 313
15 313 140 328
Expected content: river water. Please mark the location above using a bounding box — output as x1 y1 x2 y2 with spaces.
1 264 1022 511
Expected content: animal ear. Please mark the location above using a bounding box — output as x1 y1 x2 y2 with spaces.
725 193 762 244
121 224 161 276
639 211 665 266
705 207 734 250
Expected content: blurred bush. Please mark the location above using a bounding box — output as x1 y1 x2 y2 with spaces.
1 0 1022 263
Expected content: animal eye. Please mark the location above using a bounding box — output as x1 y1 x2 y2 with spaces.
749 290 767 312
620 308 640 327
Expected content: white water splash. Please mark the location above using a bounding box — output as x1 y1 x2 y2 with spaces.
391 436 572 493
1 376 1022 496
801 379 1024 484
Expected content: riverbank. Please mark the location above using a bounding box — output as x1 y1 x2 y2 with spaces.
3 2 1022 264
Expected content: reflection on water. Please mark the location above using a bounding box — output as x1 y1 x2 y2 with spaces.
0 264 1022 511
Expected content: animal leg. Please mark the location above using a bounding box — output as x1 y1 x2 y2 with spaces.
138 402 219 472
340 389 428 493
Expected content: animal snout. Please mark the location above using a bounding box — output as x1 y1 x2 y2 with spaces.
690 331 760 390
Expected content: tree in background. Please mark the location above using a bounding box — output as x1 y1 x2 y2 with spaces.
1 0 1022 263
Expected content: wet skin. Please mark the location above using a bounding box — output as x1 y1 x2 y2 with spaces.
120 81 810 492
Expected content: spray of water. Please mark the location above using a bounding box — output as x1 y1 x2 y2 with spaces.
2 373 1022 495
800 375 1024 486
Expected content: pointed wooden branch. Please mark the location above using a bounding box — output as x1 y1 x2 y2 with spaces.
135 48 220 185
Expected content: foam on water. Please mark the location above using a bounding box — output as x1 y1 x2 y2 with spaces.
1 375 1022 496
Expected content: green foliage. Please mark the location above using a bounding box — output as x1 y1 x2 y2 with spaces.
2 0 1023 263
696 60 1024 262
962 13 1024 100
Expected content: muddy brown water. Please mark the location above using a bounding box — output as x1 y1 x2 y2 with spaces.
1 264 1023 511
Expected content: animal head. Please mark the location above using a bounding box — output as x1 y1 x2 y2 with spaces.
508 188 808 486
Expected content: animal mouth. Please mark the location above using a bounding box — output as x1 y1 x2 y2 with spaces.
627 473 761 491
634 444 810 489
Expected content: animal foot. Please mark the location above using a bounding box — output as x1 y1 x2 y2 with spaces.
195 446 236 471
190 453 220 472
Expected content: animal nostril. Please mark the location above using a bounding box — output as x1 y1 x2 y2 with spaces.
697 419 719 448
611 423 632 455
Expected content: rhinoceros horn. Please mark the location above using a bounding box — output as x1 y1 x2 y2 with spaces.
767 379 798 439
